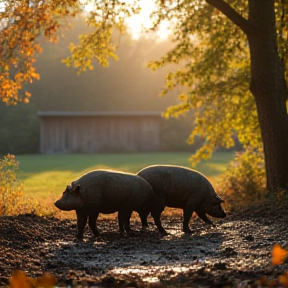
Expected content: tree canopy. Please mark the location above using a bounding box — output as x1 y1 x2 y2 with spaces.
0 0 79 104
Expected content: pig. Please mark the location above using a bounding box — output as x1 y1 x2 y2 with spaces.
137 165 226 234
54 170 164 239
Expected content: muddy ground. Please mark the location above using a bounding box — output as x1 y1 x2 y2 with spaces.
1 203 288 287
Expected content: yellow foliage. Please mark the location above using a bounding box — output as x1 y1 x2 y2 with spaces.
0 154 24 216
215 147 267 210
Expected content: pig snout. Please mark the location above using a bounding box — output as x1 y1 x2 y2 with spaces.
54 196 83 211
203 203 226 219
54 200 59 208
54 199 63 210
54 198 72 211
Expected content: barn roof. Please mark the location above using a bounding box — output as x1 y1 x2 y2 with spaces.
37 111 163 117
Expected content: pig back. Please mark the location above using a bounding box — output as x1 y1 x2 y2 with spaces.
74 170 153 213
137 165 216 208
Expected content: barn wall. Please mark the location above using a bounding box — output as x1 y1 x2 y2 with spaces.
39 116 161 153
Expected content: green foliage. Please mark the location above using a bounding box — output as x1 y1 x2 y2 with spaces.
0 101 39 154
0 154 24 216
148 1 264 165
215 147 267 211
276 0 288 61
63 1 141 72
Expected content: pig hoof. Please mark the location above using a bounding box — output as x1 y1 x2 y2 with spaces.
88 236 97 242
75 235 84 241
127 231 137 237
183 229 194 234
126 228 136 234
158 228 168 236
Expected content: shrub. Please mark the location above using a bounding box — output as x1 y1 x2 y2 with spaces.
0 154 24 216
215 147 267 211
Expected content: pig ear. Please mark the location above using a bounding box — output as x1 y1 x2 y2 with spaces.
73 184 81 196
216 194 225 203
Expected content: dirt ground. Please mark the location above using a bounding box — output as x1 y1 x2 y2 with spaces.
1 203 288 288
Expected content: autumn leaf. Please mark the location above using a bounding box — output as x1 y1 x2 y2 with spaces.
279 272 288 288
9 271 34 288
255 276 271 287
0 0 80 104
9 271 57 288
272 244 287 265
35 272 57 288
25 91 31 98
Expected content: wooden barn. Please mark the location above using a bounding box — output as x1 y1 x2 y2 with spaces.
37 111 163 153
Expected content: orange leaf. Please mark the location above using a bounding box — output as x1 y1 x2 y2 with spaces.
35 272 57 288
9 271 57 288
9 271 32 288
272 244 287 265
279 272 288 287
25 91 31 98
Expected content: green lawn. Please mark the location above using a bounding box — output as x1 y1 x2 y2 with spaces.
16 151 234 199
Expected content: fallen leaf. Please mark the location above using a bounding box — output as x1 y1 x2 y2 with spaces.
279 272 288 287
35 272 57 288
272 244 287 265
9 271 34 288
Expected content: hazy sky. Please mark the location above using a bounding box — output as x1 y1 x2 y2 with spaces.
84 0 171 40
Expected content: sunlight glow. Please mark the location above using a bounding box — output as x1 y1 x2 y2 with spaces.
125 0 171 40
83 0 171 40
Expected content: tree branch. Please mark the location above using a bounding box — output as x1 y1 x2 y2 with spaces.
206 0 253 35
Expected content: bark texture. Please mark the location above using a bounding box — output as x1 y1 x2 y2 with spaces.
247 0 288 192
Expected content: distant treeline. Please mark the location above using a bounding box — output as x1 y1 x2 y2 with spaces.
0 15 201 155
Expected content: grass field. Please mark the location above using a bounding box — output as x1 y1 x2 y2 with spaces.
16 151 234 199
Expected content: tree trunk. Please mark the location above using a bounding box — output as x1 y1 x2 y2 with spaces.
247 0 288 192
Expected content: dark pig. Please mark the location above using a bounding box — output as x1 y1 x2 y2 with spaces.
137 165 226 234
54 170 164 239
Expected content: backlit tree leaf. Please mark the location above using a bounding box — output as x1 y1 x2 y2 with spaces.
0 0 80 104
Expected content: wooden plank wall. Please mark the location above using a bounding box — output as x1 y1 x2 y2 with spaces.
40 116 161 153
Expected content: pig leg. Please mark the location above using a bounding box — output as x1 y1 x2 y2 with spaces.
195 209 214 225
138 210 149 229
119 203 134 233
76 210 88 239
183 205 195 233
88 213 100 237
151 210 167 235
117 211 125 233
139 212 149 228
123 210 133 233
118 210 132 233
